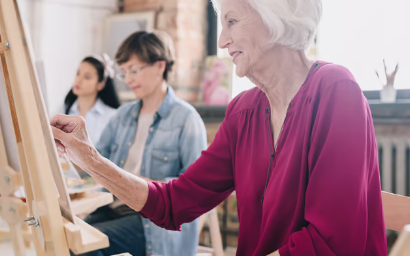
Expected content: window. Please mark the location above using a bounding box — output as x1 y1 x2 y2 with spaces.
318 0 410 90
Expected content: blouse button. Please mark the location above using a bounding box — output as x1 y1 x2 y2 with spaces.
164 157 168 161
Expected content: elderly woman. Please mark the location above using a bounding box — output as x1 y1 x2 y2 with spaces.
51 0 387 255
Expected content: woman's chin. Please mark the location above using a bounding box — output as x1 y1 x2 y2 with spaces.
134 92 143 99
134 90 150 100
235 65 248 78
72 89 80 95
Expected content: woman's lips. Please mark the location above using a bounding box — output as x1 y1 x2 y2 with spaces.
131 85 141 91
232 52 242 63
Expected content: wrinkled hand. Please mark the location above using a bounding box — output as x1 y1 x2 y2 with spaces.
50 114 100 172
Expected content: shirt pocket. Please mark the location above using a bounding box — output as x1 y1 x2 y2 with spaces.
150 148 179 180
109 143 119 160
110 143 118 154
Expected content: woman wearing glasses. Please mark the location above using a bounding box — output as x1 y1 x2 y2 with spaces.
77 31 207 256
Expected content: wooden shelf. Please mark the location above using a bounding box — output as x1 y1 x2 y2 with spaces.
70 192 113 216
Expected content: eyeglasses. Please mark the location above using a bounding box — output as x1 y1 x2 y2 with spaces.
116 63 151 81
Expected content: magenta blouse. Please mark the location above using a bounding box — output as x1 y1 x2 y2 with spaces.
140 61 387 256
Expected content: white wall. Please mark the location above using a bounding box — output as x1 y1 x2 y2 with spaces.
17 0 118 115
317 0 410 90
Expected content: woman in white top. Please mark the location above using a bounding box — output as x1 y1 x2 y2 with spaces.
63 55 120 144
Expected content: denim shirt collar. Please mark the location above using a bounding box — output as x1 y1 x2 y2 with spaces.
131 86 176 120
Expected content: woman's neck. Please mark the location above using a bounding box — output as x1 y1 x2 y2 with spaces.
140 81 168 114
77 95 97 118
247 46 314 114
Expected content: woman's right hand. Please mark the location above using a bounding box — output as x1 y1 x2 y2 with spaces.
50 114 101 172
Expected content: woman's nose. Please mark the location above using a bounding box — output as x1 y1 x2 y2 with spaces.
74 77 81 85
218 28 232 49
125 74 134 85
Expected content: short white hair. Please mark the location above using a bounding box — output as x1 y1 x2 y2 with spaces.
212 0 322 51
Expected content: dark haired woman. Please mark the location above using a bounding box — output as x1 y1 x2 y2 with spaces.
62 54 120 144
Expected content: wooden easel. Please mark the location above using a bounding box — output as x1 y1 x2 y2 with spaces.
0 128 27 256
0 0 112 255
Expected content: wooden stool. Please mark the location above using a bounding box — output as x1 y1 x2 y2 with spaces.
197 208 224 256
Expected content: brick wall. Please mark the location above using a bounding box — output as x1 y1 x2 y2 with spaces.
124 0 208 102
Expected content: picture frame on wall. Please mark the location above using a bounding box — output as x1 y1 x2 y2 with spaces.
104 11 156 102
200 56 233 106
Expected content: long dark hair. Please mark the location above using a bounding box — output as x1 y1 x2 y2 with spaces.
64 56 121 115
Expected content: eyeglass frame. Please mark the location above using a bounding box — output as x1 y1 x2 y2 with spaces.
116 62 153 81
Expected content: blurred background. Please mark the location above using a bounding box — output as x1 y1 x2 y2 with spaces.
1 0 410 254
16 0 410 114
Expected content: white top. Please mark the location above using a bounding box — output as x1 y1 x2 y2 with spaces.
67 98 117 144
123 113 154 176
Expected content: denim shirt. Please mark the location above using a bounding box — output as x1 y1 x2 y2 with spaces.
96 87 207 256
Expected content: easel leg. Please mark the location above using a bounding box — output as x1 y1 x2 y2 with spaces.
207 209 224 256
22 222 31 248
198 214 207 236
10 223 26 256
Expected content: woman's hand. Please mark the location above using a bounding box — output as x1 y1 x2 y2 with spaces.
51 114 149 212
267 251 280 256
50 114 100 172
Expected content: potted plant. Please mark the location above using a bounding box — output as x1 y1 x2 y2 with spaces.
376 59 399 103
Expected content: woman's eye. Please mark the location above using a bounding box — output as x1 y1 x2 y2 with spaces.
131 70 139 75
228 20 237 26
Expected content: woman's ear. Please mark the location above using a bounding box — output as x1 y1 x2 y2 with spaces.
97 81 105 92
155 60 167 76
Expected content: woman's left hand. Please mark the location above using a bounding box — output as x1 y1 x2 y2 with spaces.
51 114 150 212
50 114 99 172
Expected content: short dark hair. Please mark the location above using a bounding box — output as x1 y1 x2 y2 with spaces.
115 31 175 81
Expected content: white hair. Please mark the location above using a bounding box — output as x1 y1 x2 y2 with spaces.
212 0 322 51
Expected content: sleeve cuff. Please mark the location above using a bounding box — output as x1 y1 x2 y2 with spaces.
138 181 160 218
164 176 177 183
279 244 291 256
